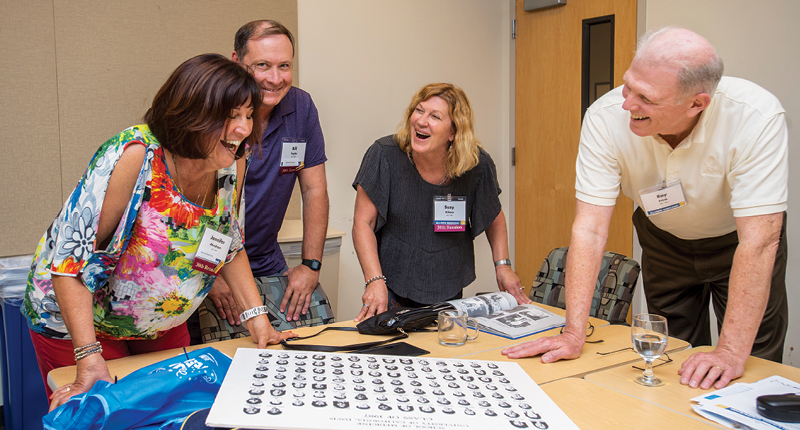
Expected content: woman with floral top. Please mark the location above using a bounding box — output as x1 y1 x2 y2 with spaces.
23 53 296 410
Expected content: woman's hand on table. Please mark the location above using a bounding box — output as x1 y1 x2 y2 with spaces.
49 353 113 412
248 314 297 348
496 265 531 305
355 280 388 322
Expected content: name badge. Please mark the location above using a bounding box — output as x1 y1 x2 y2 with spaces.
434 195 467 232
192 227 232 275
639 179 688 216
279 138 307 174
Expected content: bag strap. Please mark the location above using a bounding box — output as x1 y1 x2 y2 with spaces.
279 326 410 352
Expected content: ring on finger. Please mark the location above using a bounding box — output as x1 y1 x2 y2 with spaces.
362 304 369 308
713 365 723 372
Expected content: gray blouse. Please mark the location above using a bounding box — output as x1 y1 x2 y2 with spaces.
352 135 502 304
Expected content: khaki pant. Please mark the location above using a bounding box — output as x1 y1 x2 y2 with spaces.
632 208 788 362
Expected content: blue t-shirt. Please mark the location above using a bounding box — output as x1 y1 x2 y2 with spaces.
244 86 326 276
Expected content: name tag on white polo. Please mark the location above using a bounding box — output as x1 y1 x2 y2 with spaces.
639 179 688 216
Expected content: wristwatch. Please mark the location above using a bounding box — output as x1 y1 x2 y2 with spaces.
239 305 269 322
301 259 322 271
494 259 512 267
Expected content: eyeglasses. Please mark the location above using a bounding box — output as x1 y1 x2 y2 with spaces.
560 321 603 344
595 347 673 369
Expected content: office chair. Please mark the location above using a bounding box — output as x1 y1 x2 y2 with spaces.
529 247 640 325
197 276 335 343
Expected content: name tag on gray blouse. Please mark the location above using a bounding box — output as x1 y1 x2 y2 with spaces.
434 195 467 232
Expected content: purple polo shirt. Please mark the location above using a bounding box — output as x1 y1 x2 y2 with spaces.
244 86 326 276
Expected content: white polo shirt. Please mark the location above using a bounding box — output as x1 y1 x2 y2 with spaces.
576 76 788 240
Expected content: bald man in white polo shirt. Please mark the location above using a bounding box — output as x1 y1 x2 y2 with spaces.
503 27 788 390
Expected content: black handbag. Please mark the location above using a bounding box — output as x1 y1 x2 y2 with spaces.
280 304 452 352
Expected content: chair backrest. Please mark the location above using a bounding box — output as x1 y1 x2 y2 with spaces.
198 276 335 343
529 246 640 324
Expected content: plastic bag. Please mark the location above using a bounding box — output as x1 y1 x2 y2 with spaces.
0 254 33 299
43 347 231 430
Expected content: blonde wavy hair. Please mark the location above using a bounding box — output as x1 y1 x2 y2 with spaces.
395 83 481 178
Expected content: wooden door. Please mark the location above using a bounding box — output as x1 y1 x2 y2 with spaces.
515 0 637 287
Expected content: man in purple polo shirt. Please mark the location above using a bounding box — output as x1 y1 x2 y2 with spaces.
206 20 329 326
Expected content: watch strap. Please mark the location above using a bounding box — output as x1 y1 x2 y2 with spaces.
494 259 512 267
302 259 322 271
239 305 269 322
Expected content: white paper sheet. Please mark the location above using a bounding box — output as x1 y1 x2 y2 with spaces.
206 348 579 430
691 375 800 430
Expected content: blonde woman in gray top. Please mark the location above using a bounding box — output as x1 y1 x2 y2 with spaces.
352 83 530 322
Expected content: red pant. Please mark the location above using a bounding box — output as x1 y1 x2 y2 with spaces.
30 323 190 397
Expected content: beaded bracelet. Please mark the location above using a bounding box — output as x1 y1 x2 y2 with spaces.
364 275 387 288
74 341 101 354
75 345 103 361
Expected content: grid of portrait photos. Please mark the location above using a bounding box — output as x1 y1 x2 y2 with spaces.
206 349 579 430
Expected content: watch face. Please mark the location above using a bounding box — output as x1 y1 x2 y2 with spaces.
303 259 321 270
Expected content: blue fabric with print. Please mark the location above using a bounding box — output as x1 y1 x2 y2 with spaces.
43 347 231 430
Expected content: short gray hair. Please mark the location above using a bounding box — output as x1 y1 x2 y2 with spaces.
635 26 724 99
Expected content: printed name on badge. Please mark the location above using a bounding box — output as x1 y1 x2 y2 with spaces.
192 227 233 275
639 179 688 216
280 138 307 174
434 195 467 232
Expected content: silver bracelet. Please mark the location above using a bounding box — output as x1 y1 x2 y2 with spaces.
364 275 386 288
75 345 103 361
73 341 101 354
239 305 269 322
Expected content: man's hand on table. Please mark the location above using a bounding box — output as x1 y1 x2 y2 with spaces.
207 277 242 326
49 353 113 412
282 264 320 321
678 346 746 390
501 331 584 363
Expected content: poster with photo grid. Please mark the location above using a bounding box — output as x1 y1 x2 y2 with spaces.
206 348 579 430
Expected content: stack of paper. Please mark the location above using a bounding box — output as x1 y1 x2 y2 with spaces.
691 375 800 429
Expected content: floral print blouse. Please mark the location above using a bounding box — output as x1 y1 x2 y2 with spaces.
23 125 244 340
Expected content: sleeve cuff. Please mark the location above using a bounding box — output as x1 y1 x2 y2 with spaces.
733 203 787 218
576 190 618 207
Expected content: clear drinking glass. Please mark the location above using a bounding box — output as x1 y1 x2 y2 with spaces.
631 313 668 387
438 310 479 346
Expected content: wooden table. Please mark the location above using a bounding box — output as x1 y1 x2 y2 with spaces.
48 305 620 389
541 378 720 429
585 345 800 425
458 324 690 384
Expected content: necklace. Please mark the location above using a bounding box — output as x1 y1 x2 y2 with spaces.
172 153 209 206
408 149 448 186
